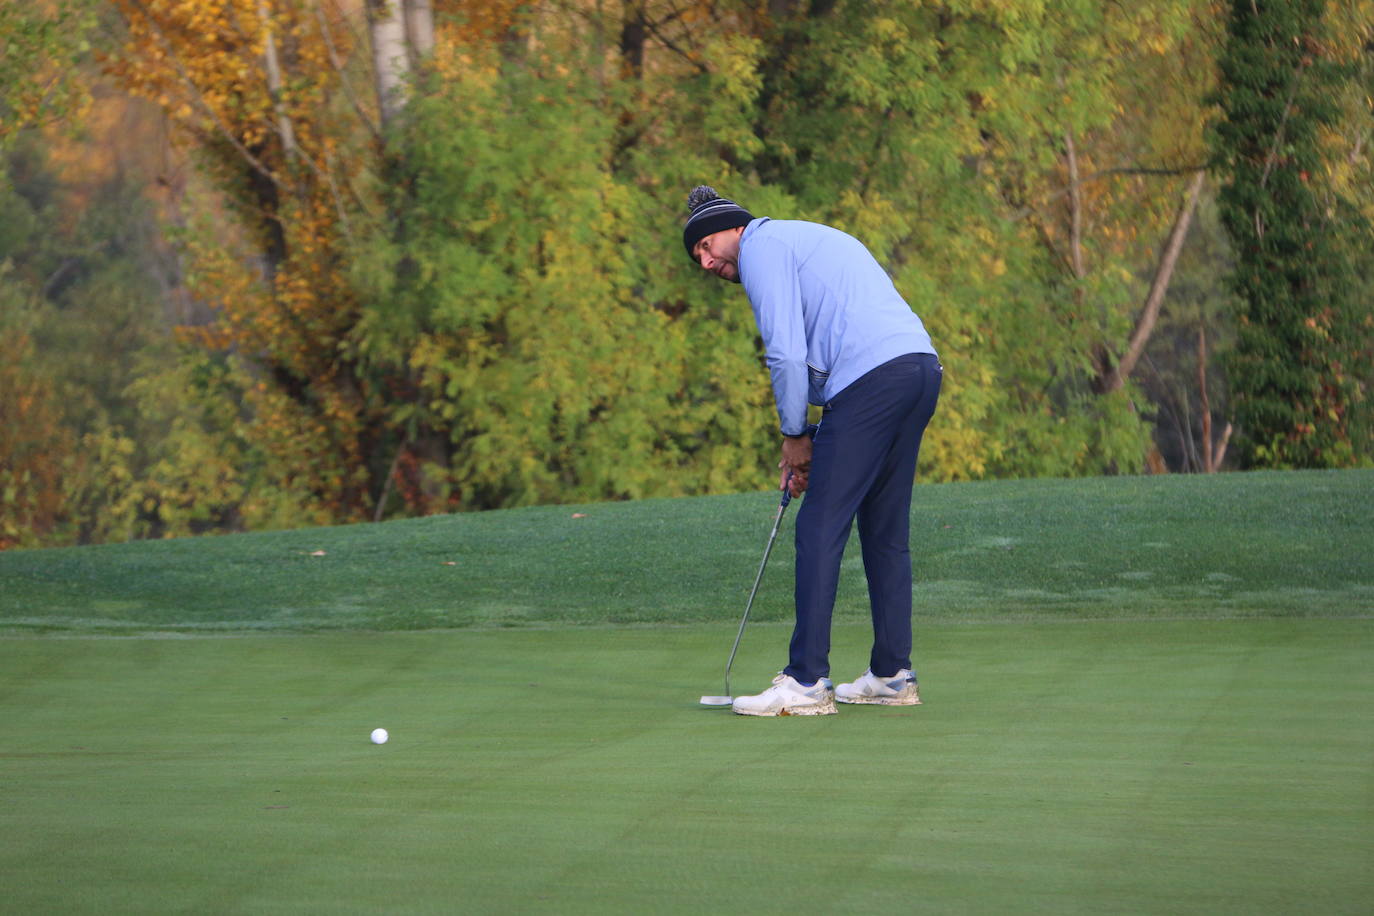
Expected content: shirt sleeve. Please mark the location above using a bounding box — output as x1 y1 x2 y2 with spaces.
741 236 810 436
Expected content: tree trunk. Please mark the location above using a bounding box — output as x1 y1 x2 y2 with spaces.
258 0 297 158
405 0 434 64
367 0 443 519
1198 324 1214 472
1198 324 1233 472
367 0 409 131
1066 131 1115 387
1099 169 1206 393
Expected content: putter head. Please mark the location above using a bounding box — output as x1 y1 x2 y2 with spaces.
699 695 733 707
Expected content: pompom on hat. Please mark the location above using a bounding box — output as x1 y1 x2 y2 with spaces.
682 186 754 261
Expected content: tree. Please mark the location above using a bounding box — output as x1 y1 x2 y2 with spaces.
0 3 98 153
1137 192 1239 473
1210 0 1372 467
0 273 70 549
50 0 1356 550
349 24 777 510
367 0 434 130
713 0 1222 478
106 0 398 521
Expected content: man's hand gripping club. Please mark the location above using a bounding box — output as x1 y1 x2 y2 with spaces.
778 425 818 499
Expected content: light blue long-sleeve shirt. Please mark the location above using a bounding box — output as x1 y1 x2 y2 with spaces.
739 217 937 436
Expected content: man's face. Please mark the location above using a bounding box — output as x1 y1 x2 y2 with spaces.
692 227 744 283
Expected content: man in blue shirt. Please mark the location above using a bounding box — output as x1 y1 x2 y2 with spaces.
683 186 942 716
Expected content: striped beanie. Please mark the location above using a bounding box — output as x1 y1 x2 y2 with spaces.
682 186 754 261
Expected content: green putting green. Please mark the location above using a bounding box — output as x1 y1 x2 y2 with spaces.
4 470 1371 911
4 619 1371 914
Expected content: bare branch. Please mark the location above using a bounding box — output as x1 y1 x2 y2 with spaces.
1006 164 1209 222
1199 323 1214 472
643 15 708 74
1213 422 1233 471
1196 327 1231 472
1065 131 1085 278
321 152 355 243
374 439 406 522
258 0 297 158
1101 169 1207 393
1348 127 1367 165
313 0 383 143
249 111 359 237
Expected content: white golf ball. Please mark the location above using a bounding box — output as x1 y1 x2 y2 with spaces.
370 727 389 745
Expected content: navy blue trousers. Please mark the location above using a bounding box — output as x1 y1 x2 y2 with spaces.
784 353 942 685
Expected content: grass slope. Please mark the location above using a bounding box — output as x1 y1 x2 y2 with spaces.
2 469 1372 632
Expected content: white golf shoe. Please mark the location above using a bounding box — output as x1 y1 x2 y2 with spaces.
835 668 922 706
732 673 836 717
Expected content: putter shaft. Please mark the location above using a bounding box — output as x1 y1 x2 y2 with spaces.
723 486 792 699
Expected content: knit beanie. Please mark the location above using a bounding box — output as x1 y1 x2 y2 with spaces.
682 186 754 261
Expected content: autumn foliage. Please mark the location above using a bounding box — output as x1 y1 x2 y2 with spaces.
107 0 384 520
0 319 69 549
1 0 1369 548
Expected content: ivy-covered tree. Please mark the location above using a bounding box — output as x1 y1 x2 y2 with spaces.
1210 0 1371 467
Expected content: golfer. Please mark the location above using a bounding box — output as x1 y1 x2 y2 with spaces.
683 186 941 716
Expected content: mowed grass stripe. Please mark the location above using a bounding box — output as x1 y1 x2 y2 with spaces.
2 469 1372 632
3 621 1371 914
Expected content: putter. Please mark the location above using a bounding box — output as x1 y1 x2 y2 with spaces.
700 480 793 707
